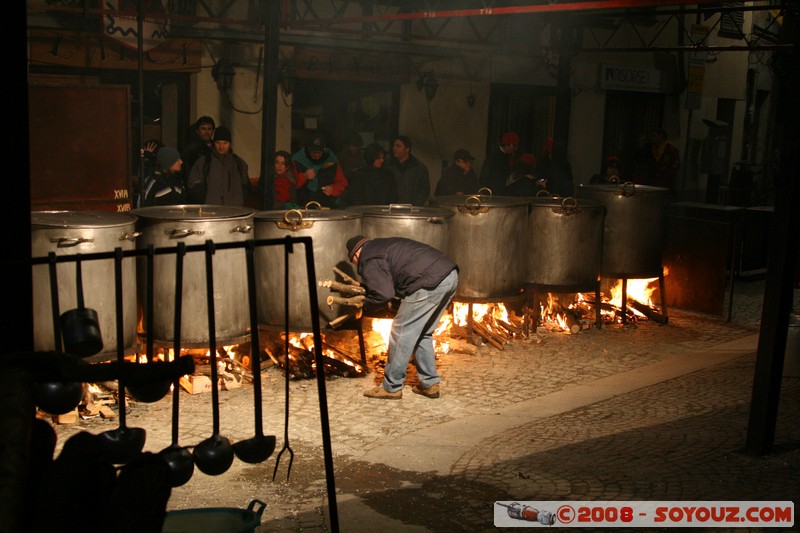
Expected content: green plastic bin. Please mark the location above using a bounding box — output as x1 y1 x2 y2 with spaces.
162 499 266 533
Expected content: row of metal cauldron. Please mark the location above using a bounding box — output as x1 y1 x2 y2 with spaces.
31 183 669 357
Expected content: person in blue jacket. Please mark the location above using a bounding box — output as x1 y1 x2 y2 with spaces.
346 235 459 399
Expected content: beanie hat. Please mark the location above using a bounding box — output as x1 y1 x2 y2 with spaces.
501 132 520 146
347 235 369 261
453 148 474 161
214 126 232 142
157 147 181 169
306 133 326 152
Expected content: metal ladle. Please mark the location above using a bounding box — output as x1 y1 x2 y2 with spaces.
97 247 146 465
59 253 103 357
192 240 235 476
33 254 85 415
158 242 194 487
233 240 276 464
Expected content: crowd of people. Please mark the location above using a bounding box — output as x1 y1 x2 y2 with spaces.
136 118 680 210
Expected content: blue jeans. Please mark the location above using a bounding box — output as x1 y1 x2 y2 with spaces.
382 269 458 392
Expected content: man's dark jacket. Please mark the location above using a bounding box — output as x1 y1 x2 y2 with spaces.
356 237 458 312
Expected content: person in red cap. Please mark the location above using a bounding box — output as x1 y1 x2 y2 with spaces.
346 235 458 400
479 131 519 195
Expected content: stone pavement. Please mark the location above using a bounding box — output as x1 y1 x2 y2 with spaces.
51 279 800 532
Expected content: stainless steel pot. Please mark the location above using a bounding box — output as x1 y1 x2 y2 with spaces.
31 211 139 357
432 194 530 301
526 197 606 288
345 204 452 253
577 182 669 278
131 205 254 346
253 206 362 330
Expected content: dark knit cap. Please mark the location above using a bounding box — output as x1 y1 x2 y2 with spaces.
306 133 326 151
347 235 369 261
214 126 232 142
157 147 181 169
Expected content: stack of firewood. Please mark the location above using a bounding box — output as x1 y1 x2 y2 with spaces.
437 308 527 352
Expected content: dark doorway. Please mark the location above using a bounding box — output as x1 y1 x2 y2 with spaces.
485 83 556 159
602 90 665 179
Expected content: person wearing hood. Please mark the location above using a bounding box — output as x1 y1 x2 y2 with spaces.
292 132 349 208
338 142 396 207
186 126 250 205
137 145 186 207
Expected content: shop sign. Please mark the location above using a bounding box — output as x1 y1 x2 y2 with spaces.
102 0 170 52
600 64 661 93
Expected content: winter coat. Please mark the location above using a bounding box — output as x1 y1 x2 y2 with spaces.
385 155 430 206
356 237 458 313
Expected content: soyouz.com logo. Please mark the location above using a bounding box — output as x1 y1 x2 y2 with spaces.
493 501 794 527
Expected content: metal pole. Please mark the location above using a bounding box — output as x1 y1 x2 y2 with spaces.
137 1 145 194
260 0 280 210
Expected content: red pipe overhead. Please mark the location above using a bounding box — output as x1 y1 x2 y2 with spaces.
290 0 729 27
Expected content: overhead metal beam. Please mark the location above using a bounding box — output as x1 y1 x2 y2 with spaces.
288 0 727 27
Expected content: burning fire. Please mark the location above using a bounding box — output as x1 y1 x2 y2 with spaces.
538 276 663 332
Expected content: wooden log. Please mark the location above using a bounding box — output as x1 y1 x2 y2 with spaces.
328 310 363 329
333 266 361 286
321 340 365 370
627 298 669 324
318 279 365 295
446 338 478 355
472 321 504 350
497 318 525 337
326 294 366 307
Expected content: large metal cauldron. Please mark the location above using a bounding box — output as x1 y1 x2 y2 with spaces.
345 204 452 253
253 207 362 330
526 197 606 288
31 211 139 356
131 205 254 346
432 194 530 300
577 182 669 278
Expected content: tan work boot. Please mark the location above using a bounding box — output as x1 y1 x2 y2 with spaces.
412 382 440 398
363 385 402 399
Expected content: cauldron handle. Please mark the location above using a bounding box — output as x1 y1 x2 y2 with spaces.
477 187 493 196
561 197 579 213
463 195 483 212
304 201 323 211
283 209 303 225
620 181 636 197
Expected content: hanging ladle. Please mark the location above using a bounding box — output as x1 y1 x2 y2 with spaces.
192 240 235 476
59 253 103 357
273 237 295 481
158 242 194 487
127 244 171 403
97 247 146 465
33 253 83 415
233 240 276 464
